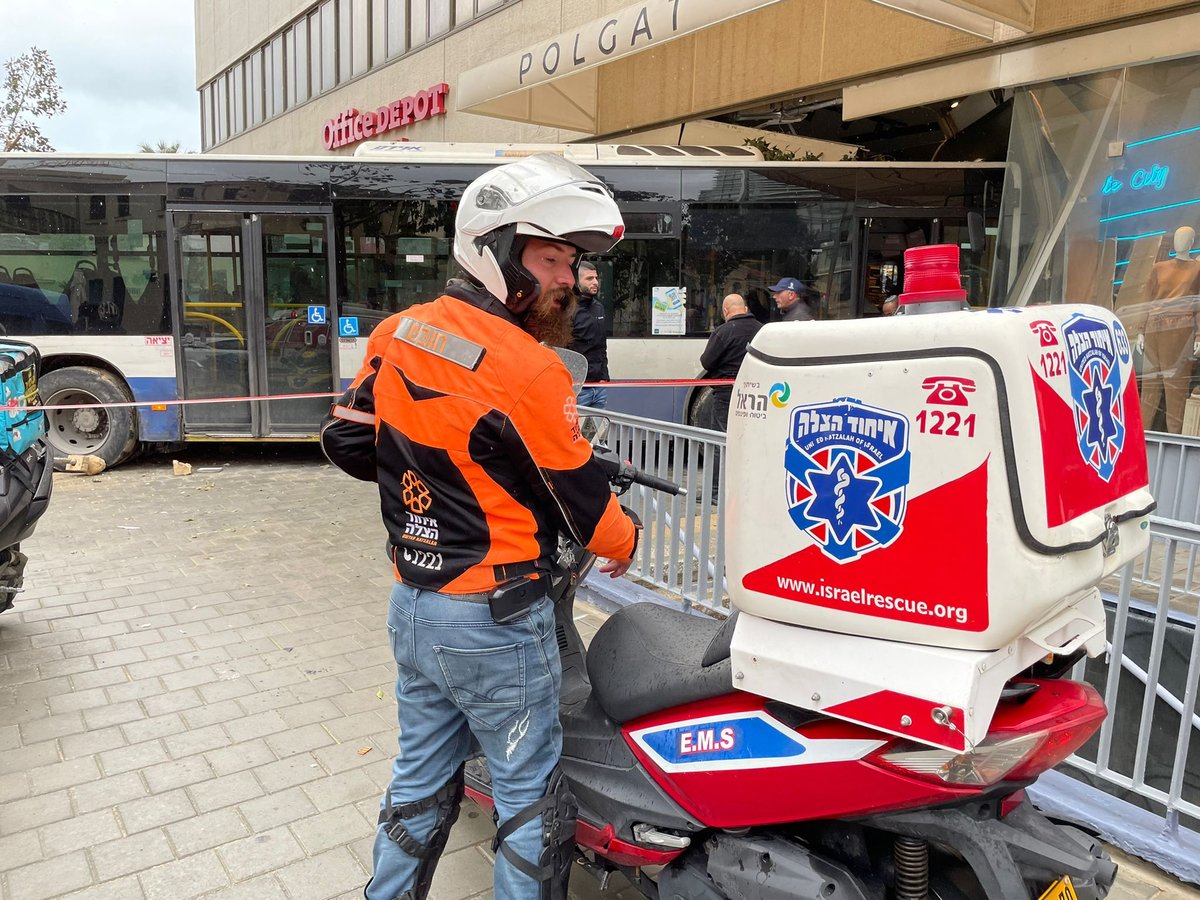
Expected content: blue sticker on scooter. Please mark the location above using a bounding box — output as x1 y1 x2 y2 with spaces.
634 712 806 772
1062 314 1126 482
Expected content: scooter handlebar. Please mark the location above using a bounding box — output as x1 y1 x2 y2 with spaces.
590 446 685 496
630 468 686 495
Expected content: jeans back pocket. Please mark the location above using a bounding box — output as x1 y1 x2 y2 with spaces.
434 642 525 731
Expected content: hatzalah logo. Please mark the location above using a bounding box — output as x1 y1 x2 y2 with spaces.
1062 314 1128 482
401 470 432 514
784 398 911 563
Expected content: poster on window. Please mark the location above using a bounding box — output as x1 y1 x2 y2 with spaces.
651 286 687 335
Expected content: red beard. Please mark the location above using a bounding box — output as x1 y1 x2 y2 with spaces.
523 287 577 346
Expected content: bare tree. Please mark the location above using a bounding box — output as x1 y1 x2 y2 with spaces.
2 47 67 152
138 140 184 153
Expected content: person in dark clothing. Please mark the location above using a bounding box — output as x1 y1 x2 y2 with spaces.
768 276 815 322
569 260 609 408
700 293 763 431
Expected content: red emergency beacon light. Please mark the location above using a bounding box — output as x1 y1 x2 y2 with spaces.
899 244 968 308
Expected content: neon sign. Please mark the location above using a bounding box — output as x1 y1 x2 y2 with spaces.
1102 163 1169 195
1100 195 1200 224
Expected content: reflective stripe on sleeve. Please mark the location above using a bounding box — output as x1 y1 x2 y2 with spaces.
333 405 376 425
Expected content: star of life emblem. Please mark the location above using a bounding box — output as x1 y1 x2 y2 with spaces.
1062 314 1127 482
784 398 911 563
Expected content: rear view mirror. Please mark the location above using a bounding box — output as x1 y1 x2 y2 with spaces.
580 415 610 444
967 211 986 253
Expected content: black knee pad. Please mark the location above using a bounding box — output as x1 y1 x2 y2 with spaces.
377 764 465 900
493 765 578 900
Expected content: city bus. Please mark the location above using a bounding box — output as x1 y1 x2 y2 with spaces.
0 145 1004 466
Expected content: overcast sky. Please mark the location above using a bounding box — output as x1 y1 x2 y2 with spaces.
1 0 200 153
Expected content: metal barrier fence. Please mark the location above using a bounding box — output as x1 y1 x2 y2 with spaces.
598 410 729 613
1071 517 1200 811
595 409 1200 875
1147 434 1200 525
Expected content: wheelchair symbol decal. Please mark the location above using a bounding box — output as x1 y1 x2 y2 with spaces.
338 316 359 337
307 305 327 324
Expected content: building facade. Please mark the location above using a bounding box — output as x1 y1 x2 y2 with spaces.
195 0 1200 435
195 0 1200 156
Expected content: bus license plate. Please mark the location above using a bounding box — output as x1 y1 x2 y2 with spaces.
1038 875 1078 900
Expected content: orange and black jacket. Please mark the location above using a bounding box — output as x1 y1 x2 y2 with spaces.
320 282 637 595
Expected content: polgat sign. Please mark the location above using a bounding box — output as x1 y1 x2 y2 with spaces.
518 0 684 85
321 83 449 151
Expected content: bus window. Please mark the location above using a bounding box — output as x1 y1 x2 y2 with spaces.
589 238 680 338
682 201 855 324
0 194 168 337
336 199 455 333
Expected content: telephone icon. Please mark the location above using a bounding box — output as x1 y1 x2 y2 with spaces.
1029 319 1060 347
922 376 976 406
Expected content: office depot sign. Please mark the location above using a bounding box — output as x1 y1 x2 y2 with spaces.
321 83 449 150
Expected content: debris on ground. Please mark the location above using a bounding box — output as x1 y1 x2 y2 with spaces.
172 460 193 476
53 454 106 476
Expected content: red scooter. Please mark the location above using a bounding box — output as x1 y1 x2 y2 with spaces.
468 268 1149 898
464 444 1115 900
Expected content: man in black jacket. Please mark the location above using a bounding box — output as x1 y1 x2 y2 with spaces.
700 293 763 431
568 260 609 408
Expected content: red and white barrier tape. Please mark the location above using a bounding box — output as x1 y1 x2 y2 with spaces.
21 379 736 413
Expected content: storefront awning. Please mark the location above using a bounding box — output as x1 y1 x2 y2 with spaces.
456 0 785 133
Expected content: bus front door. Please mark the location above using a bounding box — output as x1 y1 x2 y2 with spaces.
171 210 336 438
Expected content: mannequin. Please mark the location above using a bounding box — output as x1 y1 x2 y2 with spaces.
1133 226 1200 433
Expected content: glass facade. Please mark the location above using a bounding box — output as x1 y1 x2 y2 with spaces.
997 59 1200 436
200 0 515 150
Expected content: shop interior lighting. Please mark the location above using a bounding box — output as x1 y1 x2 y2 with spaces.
867 0 1024 40
1114 247 1200 267
1114 230 1167 241
1100 196 1200 224
1126 123 1200 149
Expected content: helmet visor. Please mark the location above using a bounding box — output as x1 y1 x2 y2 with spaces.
560 228 623 254
514 222 623 255
473 154 605 210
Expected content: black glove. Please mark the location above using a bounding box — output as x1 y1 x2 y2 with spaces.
621 504 642 556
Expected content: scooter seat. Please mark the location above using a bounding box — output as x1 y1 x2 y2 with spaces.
586 603 734 723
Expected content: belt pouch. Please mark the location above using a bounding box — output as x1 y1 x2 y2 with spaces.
487 578 540 624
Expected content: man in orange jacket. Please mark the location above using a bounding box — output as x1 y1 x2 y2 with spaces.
321 154 638 900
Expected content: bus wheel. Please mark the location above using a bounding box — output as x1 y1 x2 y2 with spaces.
40 367 139 468
688 386 716 430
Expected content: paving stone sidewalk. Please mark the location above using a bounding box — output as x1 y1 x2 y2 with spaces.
0 446 1194 900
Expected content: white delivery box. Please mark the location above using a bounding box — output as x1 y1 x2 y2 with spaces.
726 305 1154 748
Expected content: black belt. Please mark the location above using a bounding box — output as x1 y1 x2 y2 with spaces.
441 591 490 604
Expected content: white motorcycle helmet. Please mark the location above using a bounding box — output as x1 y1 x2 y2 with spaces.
453 153 625 314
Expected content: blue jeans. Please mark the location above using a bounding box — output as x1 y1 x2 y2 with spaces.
577 385 608 409
365 583 563 900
